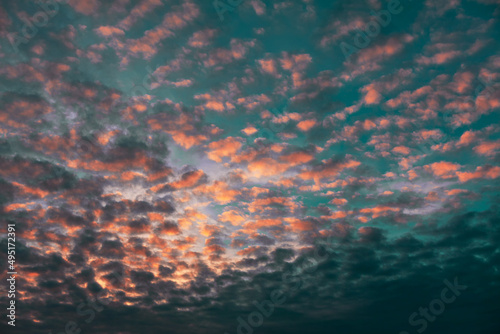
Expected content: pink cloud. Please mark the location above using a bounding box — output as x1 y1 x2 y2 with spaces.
68 0 101 15
188 29 216 48
95 26 125 37
241 126 258 136
456 131 477 146
207 137 243 162
118 0 164 30
297 119 317 132
474 140 500 156
457 166 500 182
361 84 382 105
356 36 412 65
258 59 278 76
250 0 266 15
425 161 461 179
392 146 411 155
247 158 289 177
417 51 461 65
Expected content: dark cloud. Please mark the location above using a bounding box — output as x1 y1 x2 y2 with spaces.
0 0 499 333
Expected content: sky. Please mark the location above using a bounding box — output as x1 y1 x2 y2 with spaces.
0 0 500 333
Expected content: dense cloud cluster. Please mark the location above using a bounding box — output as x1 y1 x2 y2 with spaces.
0 0 500 333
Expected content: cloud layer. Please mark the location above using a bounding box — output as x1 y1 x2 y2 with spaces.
0 0 499 333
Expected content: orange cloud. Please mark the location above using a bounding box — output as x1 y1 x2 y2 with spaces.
425 191 440 201
456 166 500 182
147 212 164 222
203 245 225 256
362 119 377 130
11 182 49 198
247 158 289 177
237 246 263 256
207 137 242 162
425 161 461 179
242 126 258 136
95 26 124 37
247 197 298 214
205 100 225 112
474 140 500 156
452 71 474 94
196 181 239 204
360 206 400 218
118 0 164 30
280 53 312 71
297 119 317 131
178 209 207 228
258 59 278 76
418 129 442 140
218 210 246 226
121 171 145 181
284 218 316 232
200 225 222 237
280 151 314 165
320 211 347 220
357 36 410 66
329 198 347 206
147 169 172 182
446 189 468 196
68 0 101 15
417 51 461 65
361 84 382 105
168 130 208 149
298 160 360 184
188 29 216 48
169 170 205 189
456 131 477 147
392 146 411 155
67 152 150 173
243 218 282 230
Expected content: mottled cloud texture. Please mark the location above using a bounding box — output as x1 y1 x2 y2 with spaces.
1 0 500 333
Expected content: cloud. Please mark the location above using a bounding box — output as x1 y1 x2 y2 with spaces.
68 0 101 15
207 137 243 162
95 26 125 37
1 1 499 333
425 161 461 179
474 140 500 156
296 119 317 131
